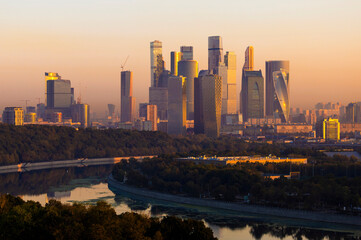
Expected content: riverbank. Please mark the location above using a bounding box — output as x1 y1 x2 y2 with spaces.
108 174 361 226
0 156 156 174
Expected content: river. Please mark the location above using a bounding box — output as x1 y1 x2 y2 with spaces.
1 163 360 240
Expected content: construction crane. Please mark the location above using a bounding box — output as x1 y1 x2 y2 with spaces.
35 98 41 104
20 100 30 109
120 55 130 72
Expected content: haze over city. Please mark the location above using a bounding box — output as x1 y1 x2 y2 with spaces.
1 0 361 115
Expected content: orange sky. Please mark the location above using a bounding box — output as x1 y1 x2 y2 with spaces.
1 0 361 115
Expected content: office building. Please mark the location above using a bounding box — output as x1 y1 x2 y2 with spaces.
194 74 222 138
241 70 264 121
149 87 168 120
178 60 198 120
26 106 36 113
158 70 170 88
346 103 361 123
243 46 254 71
167 76 186 135
37 103 46 119
46 79 72 108
2 107 24 125
265 60 290 117
45 72 61 102
71 103 90 127
108 104 115 118
208 36 223 74
25 112 37 123
220 51 237 114
121 71 136 122
180 46 193 60
170 52 182 76
150 40 164 87
146 104 158 131
273 69 290 122
323 118 340 141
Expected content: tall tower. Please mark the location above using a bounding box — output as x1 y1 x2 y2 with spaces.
273 69 290 122
221 51 237 114
45 72 61 103
243 46 254 71
170 52 182 76
241 70 264 122
121 71 136 122
180 46 193 60
194 74 222 138
178 60 198 120
150 40 163 87
265 61 289 117
167 76 187 135
208 36 223 74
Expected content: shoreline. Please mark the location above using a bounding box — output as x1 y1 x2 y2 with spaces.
0 156 156 174
108 174 361 227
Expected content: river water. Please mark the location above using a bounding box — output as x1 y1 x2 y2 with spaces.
1 164 360 240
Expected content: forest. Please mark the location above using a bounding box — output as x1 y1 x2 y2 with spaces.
112 156 361 214
0 194 216 240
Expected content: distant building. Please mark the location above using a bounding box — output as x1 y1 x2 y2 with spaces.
180 46 193 60
194 74 222 138
37 103 46 119
149 87 168 120
2 107 24 125
265 61 289 117
221 51 237 114
170 52 182 76
139 103 149 118
146 104 158 131
323 118 340 141
240 46 254 114
178 60 198 120
120 71 136 123
346 103 361 123
108 104 115 118
46 78 73 119
25 112 37 123
275 124 313 135
241 70 264 121
167 76 186 135
208 36 223 74
150 40 163 87
45 72 61 102
71 103 90 127
273 69 290 122
26 106 36 113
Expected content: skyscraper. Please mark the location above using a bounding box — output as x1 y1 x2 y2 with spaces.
194 74 222 138
241 70 264 121
121 71 136 122
45 72 61 102
167 76 186 135
46 79 72 108
180 46 193 60
346 103 361 123
150 40 163 87
243 46 254 71
221 51 237 114
208 36 223 74
178 60 198 120
170 52 182 76
323 118 340 141
273 69 290 122
149 87 168 120
265 61 290 117
146 104 158 131
71 103 90 127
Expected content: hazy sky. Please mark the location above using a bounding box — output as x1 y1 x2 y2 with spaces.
1 0 361 115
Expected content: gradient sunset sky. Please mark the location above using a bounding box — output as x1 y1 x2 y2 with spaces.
1 0 361 115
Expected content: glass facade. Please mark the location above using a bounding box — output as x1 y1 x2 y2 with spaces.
167 76 186 135
208 36 223 74
46 80 72 108
150 41 163 87
180 46 193 60
241 70 264 121
178 60 198 120
273 69 290 122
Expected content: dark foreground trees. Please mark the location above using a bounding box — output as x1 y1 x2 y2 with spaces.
0 194 217 240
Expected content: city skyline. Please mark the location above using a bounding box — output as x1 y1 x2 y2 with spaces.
1 0 361 115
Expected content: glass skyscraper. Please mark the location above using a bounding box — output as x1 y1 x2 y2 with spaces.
121 71 136 122
150 40 163 87
180 46 193 60
273 69 290 122
241 70 264 121
178 60 198 120
208 36 223 74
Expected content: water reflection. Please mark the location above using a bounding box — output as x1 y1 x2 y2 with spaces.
0 165 360 239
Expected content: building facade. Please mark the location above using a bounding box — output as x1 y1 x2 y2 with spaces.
180 46 193 60
221 51 237 114
167 76 186 135
170 52 182 76
2 107 24 125
194 74 222 138
208 36 223 74
146 104 158 131
71 103 90 127
241 70 264 121
273 69 290 122
178 60 198 120
150 40 163 87
121 71 136 122
323 118 340 141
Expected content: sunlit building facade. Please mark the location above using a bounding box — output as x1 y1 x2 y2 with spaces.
273 69 290 123
146 104 158 131
180 46 193 60
241 70 264 121
71 103 90 127
221 51 237 114
208 36 223 74
167 76 186 135
150 40 163 87
265 60 290 117
121 71 136 123
178 60 198 120
243 46 254 71
2 107 24 125
323 118 340 141
46 79 72 109
170 51 182 76
194 74 222 138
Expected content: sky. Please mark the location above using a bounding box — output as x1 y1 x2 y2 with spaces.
1 0 361 116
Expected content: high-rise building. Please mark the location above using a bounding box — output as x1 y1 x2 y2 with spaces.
121 71 136 122
46 79 72 108
139 103 149 118
167 76 186 135
346 103 361 123
194 74 222 138
37 103 46 119
243 46 254 71
178 60 198 120
45 72 61 102
146 104 158 131
150 40 163 87
108 104 115 118
25 112 37 123
170 52 182 76
180 46 193 60
208 36 223 74
241 70 264 121
323 118 340 141
71 103 90 127
265 61 290 117
221 51 237 114
149 87 168 120
2 107 24 125
273 69 290 122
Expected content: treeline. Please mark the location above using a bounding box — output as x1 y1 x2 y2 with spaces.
112 157 361 213
0 194 216 240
